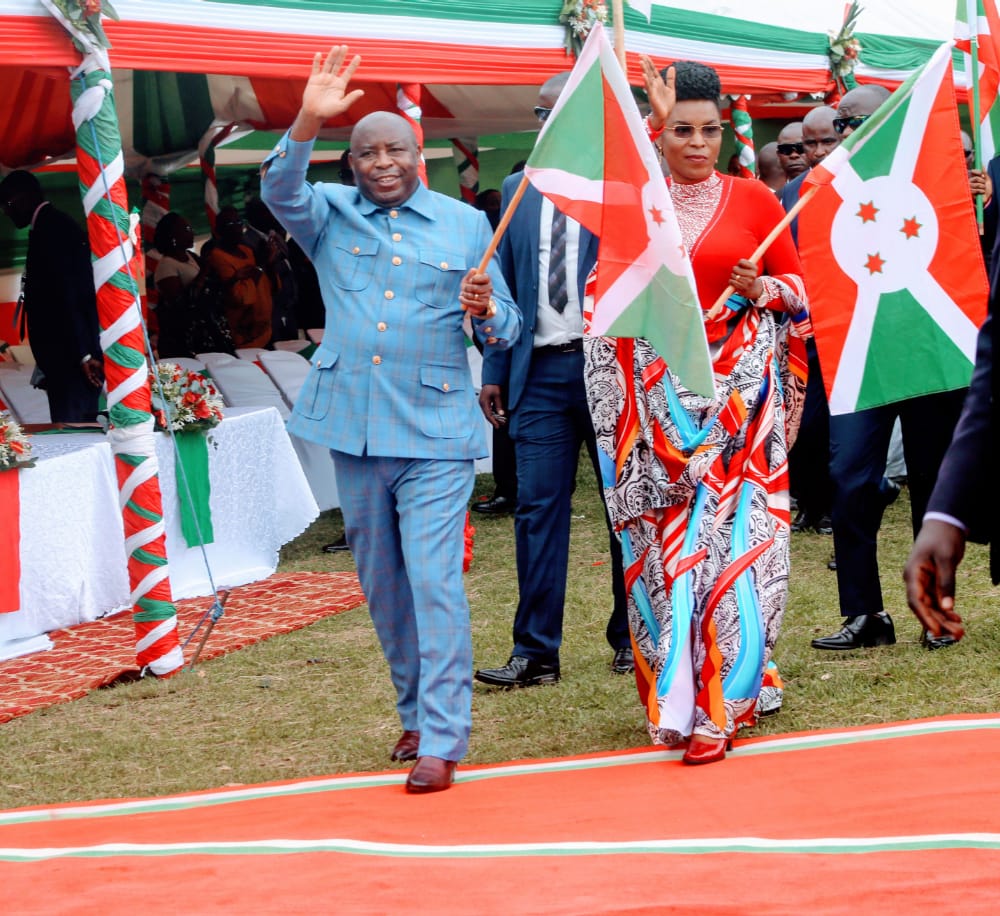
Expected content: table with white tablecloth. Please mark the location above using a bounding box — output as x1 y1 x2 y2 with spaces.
0 407 319 659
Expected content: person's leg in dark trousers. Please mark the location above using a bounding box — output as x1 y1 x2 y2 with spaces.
507 350 584 665
788 342 832 527
490 384 518 502
898 390 968 536
828 404 895 616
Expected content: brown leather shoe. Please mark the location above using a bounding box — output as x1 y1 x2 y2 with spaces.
405 756 456 794
391 729 420 762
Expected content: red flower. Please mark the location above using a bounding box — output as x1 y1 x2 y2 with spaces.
182 391 199 405
194 401 212 419
82 0 102 15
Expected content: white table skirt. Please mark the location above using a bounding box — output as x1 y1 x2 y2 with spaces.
0 407 319 653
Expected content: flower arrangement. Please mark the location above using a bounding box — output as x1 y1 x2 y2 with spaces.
47 0 119 52
150 363 224 433
0 411 33 471
828 1 863 87
559 0 608 56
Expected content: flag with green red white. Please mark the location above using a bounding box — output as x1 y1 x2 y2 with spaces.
954 0 1000 162
522 22 714 398
799 41 988 416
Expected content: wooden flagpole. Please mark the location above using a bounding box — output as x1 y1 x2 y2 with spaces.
705 184 820 319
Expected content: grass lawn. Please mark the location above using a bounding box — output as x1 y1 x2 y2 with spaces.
2 461 999 809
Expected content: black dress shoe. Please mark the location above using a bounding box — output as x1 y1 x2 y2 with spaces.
322 533 349 553
827 554 837 571
814 515 833 535
474 655 560 687
405 756 456 794
922 630 959 651
390 729 420 762
611 647 634 674
811 613 896 650
791 509 812 532
471 495 514 516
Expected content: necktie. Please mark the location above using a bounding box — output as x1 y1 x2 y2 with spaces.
548 207 568 313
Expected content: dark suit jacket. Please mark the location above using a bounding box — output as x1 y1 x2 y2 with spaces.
24 203 100 384
482 173 599 413
926 307 998 579
779 169 809 247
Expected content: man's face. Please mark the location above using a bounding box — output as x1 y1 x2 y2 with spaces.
350 119 421 208
776 123 807 178
802 110 840 167
0 190 32 230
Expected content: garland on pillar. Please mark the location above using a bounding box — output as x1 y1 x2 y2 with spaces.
43 0 183 677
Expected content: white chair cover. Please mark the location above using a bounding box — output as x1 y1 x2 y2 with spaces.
273 338 311 353
159 356 207 374
258 349 340 510
236 347 266 362
195 352 290 419
0 364 51 424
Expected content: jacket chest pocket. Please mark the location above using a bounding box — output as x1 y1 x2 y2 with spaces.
416 249 467 308
331 237 380 291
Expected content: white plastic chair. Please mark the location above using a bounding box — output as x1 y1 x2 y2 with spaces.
196 352 290 419
0 364 51 424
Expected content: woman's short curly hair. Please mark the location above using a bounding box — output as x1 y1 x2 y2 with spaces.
661 60 721 108
153 211 185 253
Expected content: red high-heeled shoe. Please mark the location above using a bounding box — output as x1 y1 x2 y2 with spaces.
682 735 733 765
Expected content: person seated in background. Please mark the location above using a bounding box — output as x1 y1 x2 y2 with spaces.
245 197 300 343
153 212 202 357
204 205 273 350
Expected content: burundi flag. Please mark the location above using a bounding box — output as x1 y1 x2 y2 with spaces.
954 0 1000 162
523 22 713 397
799 42 988 416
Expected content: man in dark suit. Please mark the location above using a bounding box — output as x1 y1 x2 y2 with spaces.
904 307 996 642
809 85 968 651
474 73 630 687
0 170 102 422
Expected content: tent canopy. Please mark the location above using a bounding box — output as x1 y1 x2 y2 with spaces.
0 0 953 171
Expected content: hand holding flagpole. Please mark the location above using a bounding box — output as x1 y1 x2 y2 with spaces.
705 185 819 319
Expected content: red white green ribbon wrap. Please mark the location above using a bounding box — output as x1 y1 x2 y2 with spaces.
451 138 480 205
198 122 237 231
44 0 183 677
396 83 429 185
730 95 755 179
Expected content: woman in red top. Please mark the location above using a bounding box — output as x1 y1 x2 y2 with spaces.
584 58 810 765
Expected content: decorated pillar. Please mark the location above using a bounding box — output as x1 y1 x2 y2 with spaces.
198 122 238 231
451 138 480 205
43 0 183 676
396 83 429 185
730 95 755 179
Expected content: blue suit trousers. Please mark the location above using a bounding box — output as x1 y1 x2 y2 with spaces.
332 450 474 762
509 349 629 663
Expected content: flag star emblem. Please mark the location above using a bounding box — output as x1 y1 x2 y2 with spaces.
865 252 886 274
900 216 922 239
648 205 664 226
856 200 879 223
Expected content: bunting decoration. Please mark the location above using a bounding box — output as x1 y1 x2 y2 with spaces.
729 95 756 179
42 0 183 677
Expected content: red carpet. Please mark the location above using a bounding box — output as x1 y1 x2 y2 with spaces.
0 715 998 914
0 572 365 724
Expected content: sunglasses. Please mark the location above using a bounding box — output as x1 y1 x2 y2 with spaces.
776 142 805 156
664 124 725 140
534 106 552 123
833 114 870 135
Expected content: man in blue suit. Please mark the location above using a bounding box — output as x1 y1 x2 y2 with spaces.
262 47 520 793
474 73 630 689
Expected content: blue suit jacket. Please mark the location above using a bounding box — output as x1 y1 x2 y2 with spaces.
482 172 599 413
779 169 809 247
261 134 520 461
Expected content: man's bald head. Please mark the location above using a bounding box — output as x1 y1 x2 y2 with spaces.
349 112 422 207
836 84 891 136
757 142 786 191
801 105 840 166
538 71 572 113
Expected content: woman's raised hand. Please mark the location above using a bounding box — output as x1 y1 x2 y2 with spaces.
641 55 675 131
